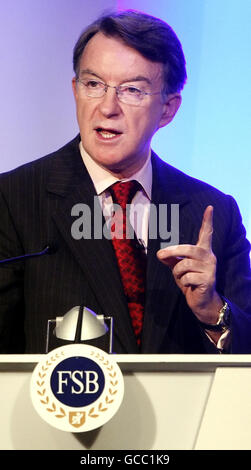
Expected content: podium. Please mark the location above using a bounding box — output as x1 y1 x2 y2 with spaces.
1 354 251 450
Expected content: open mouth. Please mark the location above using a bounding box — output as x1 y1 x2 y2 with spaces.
95 128 122 139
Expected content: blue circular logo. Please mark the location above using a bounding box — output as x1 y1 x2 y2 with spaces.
50 356 105 407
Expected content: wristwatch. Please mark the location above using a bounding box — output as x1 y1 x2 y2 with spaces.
198 301 231 332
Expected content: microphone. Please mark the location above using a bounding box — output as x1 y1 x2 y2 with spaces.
47 305 114 354
0 245 57 265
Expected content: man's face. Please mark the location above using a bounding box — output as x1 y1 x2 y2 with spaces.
72 32 181 177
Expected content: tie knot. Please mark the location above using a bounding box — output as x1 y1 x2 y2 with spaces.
110 180 140 209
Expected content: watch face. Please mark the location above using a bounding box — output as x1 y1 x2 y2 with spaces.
221 302 230 327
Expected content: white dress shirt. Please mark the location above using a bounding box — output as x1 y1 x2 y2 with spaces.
79 141 151 251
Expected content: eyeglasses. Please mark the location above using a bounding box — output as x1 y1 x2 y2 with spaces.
76 78 162 106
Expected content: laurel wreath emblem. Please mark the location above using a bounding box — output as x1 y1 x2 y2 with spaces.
35 349 118 426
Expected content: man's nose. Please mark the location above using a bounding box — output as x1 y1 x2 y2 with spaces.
98 86 121 117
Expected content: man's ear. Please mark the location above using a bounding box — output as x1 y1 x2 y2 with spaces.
158 93 182 129
72 77 78 100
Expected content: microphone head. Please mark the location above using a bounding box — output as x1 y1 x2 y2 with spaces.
43 244 58 255
54 306 108 341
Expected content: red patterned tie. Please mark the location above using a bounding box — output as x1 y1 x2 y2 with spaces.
110 181 146 346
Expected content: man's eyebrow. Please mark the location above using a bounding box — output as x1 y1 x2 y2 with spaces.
79 69 152 85
79 69 102 79
123 75 152 85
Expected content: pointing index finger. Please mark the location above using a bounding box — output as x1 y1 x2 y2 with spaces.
197 205 214 251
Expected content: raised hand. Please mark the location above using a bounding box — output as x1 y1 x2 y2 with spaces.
157 206 223 324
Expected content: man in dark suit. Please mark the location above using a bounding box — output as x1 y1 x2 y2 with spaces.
0 10 251 354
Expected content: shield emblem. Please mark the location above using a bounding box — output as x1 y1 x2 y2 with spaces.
69 411 86 428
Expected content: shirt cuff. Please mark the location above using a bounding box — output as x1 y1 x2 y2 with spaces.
205 328 231 352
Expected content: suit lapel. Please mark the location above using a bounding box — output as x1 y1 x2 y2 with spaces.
46 137 138 353
141 153 193 352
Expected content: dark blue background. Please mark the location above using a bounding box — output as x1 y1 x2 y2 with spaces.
50 356 105 407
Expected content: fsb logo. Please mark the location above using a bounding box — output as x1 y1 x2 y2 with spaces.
30 344 124 432
50 356 105 407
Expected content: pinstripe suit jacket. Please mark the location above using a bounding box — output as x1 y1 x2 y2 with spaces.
0 135 251 353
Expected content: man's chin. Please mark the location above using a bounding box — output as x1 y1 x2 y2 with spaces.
100 160 131 176
87 147 146 177
92 153 132 174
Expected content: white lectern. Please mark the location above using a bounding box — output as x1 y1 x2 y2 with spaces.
0 354 251 450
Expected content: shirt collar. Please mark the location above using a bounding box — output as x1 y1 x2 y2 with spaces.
79 141 152 200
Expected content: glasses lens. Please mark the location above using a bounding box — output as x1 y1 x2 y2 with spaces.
80 79 105 97
118 86 142 105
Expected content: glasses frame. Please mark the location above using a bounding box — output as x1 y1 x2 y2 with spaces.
75 77 162 105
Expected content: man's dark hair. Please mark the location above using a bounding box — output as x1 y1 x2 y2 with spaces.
73 10 187 95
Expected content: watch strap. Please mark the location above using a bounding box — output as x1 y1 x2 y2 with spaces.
198 301 230 331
